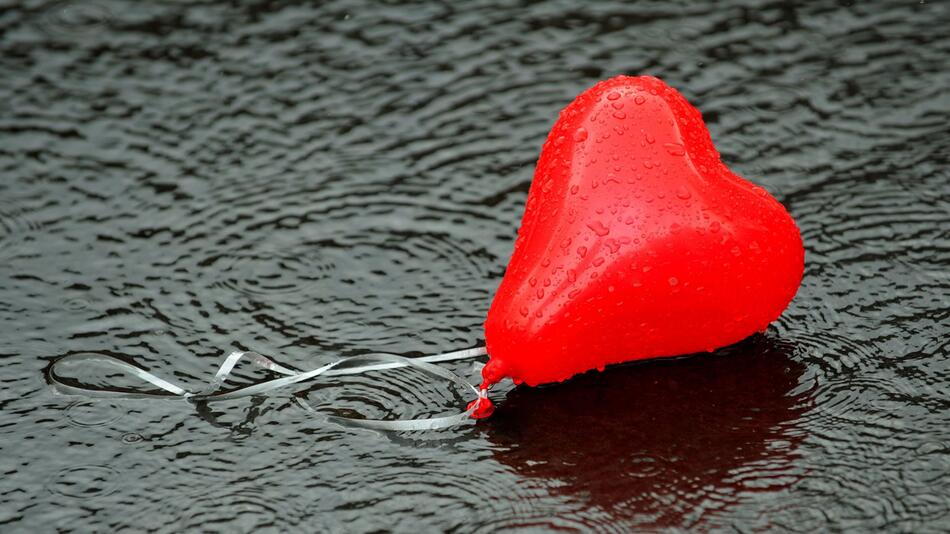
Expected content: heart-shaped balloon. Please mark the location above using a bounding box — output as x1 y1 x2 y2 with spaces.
481 75 804 387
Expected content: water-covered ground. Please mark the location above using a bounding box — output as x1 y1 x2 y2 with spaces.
1 0 948 531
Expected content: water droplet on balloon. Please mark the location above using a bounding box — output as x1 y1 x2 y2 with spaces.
570 184 579 195
668 277 679 286
664 143 686 156
574 127 588 142
634 95 646 105
586 221 609 237
710 221 721 233
613 110 626 120
644 132 655 144
611 101 624 110
607 91 621 101
593 257 605 267
536 288 545 299
676 187 691 200
519 306 529 317
577 246 587 258
529 277 537 287
560 237 572 248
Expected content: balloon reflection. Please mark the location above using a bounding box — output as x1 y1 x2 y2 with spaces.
486 335 809 528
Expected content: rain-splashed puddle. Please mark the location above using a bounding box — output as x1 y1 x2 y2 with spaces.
1 0 949 532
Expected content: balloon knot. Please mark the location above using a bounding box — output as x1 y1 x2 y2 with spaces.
467 389 494 419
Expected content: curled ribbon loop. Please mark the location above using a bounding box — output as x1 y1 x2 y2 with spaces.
48 347 490 431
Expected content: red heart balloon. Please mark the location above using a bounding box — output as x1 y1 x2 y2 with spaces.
481 75 804 388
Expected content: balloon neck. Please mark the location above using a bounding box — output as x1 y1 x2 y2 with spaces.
480 356 508 388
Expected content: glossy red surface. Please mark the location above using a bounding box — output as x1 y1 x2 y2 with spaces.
482 75 804 387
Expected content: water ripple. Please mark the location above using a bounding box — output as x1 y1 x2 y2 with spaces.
0 202 39 263
47 465 119 500
299 360 476 425
63 399 122 428
36 1 114 37
114 484 309 533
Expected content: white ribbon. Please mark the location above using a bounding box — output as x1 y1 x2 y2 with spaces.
48 347 490 431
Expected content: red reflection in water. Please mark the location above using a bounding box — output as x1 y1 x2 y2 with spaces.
487 335 809 527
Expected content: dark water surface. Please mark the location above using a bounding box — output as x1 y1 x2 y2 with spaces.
2 0 949 531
